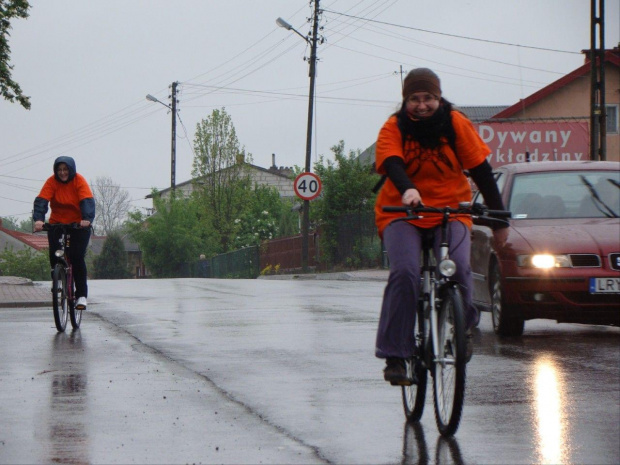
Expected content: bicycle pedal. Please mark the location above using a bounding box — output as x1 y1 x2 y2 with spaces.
390 376 418 386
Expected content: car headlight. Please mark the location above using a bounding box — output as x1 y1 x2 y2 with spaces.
517 254 571 268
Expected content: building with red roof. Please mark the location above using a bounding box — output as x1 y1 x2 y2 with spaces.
0 219 49 252
491 46 619 162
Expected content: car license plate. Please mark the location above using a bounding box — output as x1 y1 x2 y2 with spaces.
589 277 620 294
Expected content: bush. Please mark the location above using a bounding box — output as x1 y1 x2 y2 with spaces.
93 233 131 279
0 248 50 281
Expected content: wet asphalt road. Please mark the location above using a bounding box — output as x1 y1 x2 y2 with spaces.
1 278 619 464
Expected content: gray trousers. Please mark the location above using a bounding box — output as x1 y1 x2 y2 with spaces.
375 220 477 359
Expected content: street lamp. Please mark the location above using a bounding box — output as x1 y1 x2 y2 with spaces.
276 1 320 272
146 81 178 191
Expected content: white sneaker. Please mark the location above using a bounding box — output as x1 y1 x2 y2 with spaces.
76 297 87 310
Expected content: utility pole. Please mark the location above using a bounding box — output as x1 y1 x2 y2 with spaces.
590 0 606 161
301 0 320 272
170 81 178 190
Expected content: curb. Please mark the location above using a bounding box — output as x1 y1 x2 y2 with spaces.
258 270 388 282
1 300 50 309
0 280 50 308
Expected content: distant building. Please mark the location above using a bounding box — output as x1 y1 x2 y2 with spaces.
0 218 48 252
492 46 619 162
150 154 296 202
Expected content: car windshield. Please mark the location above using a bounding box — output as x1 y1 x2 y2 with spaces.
508 170 620 219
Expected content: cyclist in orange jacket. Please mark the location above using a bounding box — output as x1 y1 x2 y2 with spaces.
374 69 507 384
33 156 95 310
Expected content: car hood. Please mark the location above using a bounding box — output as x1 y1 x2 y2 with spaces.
508 218 620 255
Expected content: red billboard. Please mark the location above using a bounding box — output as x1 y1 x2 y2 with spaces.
475 121 590 168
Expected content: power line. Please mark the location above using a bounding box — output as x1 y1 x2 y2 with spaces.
0 195 31 204
322 8 581 54
329 21 566 75
326 42 549 89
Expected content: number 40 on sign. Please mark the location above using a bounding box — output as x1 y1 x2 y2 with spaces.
294 172 322 201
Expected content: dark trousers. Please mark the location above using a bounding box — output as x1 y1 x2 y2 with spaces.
48 227 91 299
375 220 476 359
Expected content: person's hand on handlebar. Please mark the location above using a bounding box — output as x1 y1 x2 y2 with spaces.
80 220 91 229
34 220 44 232
402 188 422 207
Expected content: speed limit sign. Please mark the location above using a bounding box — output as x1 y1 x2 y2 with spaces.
294 172 322 201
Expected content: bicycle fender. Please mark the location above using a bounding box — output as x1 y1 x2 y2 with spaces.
437 280 461 295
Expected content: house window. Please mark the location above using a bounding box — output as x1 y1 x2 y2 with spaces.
606 105 619 134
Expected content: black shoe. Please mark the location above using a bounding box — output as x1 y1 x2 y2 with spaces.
465 330 474 363
384 358 416 386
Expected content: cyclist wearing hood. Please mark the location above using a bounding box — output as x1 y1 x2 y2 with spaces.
33 156 95 310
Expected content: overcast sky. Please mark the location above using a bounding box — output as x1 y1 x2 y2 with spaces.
1 0 618 223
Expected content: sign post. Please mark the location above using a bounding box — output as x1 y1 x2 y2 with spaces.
293 172 322 272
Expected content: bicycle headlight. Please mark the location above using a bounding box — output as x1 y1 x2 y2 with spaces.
439 259 457 277
54 250 64 258
517 254 571 269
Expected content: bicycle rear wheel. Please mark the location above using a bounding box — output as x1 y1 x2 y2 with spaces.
432 285 466 436
402 310 428 421
52 265 68 332
69 274 82 329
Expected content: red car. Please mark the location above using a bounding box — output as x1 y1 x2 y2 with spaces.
471 161 620 336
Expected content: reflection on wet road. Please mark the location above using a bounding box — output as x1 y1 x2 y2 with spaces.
533 357 567 465
401 422 465 465
47 332 89 464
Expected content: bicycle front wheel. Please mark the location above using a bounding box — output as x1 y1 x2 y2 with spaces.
52 265 68 332
432 285 466 436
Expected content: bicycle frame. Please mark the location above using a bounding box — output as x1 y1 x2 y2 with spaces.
54 230 74 304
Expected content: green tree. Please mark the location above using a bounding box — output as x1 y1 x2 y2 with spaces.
312 140 380 267
0 0 30 109
192 107 252 252
0 215 31 232
93 232 130 279
127 191 202 278
232 185 283 248
0 247 48 280
277 197 300 238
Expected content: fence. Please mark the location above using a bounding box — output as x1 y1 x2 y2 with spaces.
330 211 382 269
210 246 260 278
187 211 383 279
259 233 318 273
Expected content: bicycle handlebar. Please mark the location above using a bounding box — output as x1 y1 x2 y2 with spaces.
41 222 83 231
382 203 512 222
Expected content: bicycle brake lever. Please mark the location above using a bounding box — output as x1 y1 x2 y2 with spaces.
471 203 488 215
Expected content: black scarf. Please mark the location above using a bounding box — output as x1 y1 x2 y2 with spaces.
396 100 455 151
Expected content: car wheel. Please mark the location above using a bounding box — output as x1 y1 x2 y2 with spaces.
491 263 524 337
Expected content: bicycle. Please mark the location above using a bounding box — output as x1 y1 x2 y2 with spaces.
382 202 510 436
42 223 84 332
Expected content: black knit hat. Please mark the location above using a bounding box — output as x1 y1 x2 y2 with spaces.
402 68 441 99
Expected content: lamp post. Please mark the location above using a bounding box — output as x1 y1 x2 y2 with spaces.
146 81 178 191
277 0 320 272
